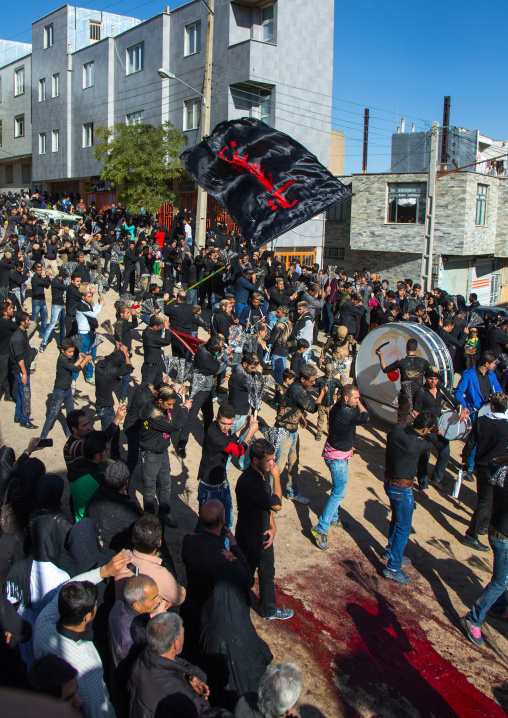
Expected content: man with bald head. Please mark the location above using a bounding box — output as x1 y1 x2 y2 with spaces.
164 289 194 359
180 499 253 662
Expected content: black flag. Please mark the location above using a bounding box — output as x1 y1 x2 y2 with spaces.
180 118 352 249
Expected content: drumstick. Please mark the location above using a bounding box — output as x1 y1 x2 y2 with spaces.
377 342 390 351
360 393 399 409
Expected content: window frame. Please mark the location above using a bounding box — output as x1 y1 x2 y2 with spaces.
14 67 25 97
126 111 144 126
261 4 275 42
183 98 201 131
21 163 31 184
387 182 427 224
185 21 202 56
52 129 59 153
126 43 144 75
82 122 94 148
475 183 488 226
323 247 345 260
44 23 54 49
90 21 102 43
83 61 94 89
52 73 60 98
14 114 24 138
39 132 47 155
39 77 46 102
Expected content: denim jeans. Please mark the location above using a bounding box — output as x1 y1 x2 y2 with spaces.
32 300 48 337
13 373 31 425
195 482 234 543
384 481 414 572
140 449 172 515
317 458 350 533
211 292 223 311
41 304 66 347
41 387 74 438
120 362 130 400
226 414 249 472
417 436 450 489
97 406 120 459
271 355 287 387
275 430 300 497
465 412 478 471
467 533 508 627
72 334 95 381
266 311 277 330
186 288 198 305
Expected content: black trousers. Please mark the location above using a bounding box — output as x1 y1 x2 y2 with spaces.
141 361 164 386
121 268 136 295
467 468 493 538
178 388 214 446
65 315 76 338
0 354 10 399
108 263 122 291
237 538 276 618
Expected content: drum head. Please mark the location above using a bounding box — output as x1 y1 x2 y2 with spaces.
438 410 471 441
355 323 454 424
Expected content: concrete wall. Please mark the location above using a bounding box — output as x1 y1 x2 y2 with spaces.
0 52 32 190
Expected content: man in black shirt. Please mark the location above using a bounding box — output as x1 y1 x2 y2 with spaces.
438 318 468 362
0 300 16 401
228 352 260 469
197 403 258 538
65 272 83 338
31 263 51 339
383 411 441 584
115 302 139 402
235 438 290 621
10 310 36 428
461 392 508 552
40 268 69 351
95 347 133 460
483 318 508 359
164 290 194 359
121 239 137 295
40 339 91 439
377 338 430 426
141 315 172 385
413 367 465 495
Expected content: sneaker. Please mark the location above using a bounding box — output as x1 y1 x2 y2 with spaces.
212 397 219 403
85 377 95 386
264 607 294 621
160 513 178 529
38 344 46 353
329 518 349 529
460 616 484 646
71 380 77 389
311 526 329 551
315 434 322 441
290 494 309 505
382 568 412 584
382 552 411 566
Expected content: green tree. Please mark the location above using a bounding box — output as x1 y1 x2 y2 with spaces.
94 121 187 216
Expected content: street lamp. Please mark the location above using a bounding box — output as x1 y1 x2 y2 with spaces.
157 68 206 105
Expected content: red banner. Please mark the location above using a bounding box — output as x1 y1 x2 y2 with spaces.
169 329 205 357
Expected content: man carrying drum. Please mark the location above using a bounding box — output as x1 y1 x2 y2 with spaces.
412 367 468 497
376 339 429 426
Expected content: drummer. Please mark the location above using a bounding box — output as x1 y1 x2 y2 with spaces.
413 367 467 496
376 339 430 426
320 325 355 383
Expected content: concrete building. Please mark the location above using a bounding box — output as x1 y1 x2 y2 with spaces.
325 170 508 306
0 1 335 258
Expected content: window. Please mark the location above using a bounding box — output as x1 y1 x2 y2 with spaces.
184 98 201 131
261 5 274 42
52 129 59 152
231 84 273 124
185 21 201 56
387 182 426 224
83 62 94 89
127 43 144 74
52 73 60 98
476 183 488 226
324 247 345 260
22 164 31 184
83 122 94 147
90 21 102 43
39 132 47 155
44 23 54 49
14 115 24 138
14 67 24 96
327 201 348 222
5 165 13 184
126 111 144 126
39 78 46 102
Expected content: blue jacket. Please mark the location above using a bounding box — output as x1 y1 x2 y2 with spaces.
239 303 267 328
234 275 257 304
454 367 502 412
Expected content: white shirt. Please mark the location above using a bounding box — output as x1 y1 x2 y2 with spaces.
76 301 102 333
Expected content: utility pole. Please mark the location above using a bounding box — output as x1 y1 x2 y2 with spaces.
362 109 369 173
441 96 450 165
421 121 439 292
194 0 214 252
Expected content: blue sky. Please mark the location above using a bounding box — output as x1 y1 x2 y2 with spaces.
5 0 508 174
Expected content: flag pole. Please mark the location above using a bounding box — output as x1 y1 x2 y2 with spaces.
165 264 226 306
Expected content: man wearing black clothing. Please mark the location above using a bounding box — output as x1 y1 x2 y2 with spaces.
124 382 158 474
164 291 194 359
266 277 297 329
0 301 16 401
74 253 91 283
413 367 465 495
377 338 430 426
121 239 138 294
10 311 36 428
211 299 235 341
462 392 508 552
383 411 442 584
95 347 133 460
141 315 172 385
31 263 51 339
483 319 508 359
439 318 468 362
65 273 83 337
40 339 91 439
40 268 69 351
235 438 291 621
116 302 139 402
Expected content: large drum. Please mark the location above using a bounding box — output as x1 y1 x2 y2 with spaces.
355 323 454 424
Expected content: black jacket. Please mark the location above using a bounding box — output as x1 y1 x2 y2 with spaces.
462 415 508 470
124 382 155 432
142 326 171 364
139 402 189 453
327 401 370 452
211 308 233 340
31 274 50 301
340 300 365 336
88 485 142 553
165 302 194 335
9 328 31 374
66 285 82 317
128 647 208 718
228 365 251 415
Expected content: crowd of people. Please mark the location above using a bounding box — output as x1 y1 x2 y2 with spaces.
0 188 508 714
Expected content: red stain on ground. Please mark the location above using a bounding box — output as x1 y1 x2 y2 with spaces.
275 571 507 718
